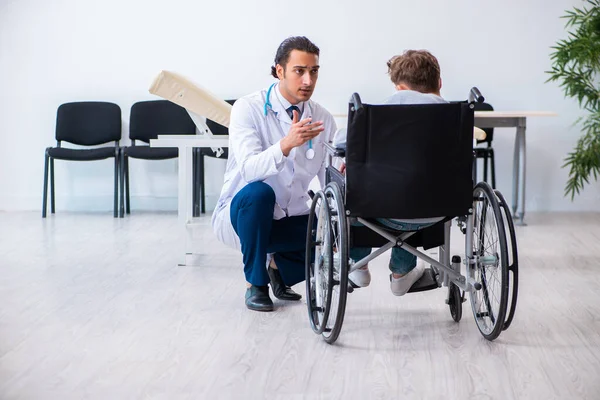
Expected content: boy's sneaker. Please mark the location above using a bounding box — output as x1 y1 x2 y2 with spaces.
390 263 425 296
348 266 371 288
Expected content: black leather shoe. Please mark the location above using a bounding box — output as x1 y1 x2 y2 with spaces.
245 285 274 312
268 267 302 301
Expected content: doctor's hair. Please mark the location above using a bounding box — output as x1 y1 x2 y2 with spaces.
271 36 320 78
387 50 441 93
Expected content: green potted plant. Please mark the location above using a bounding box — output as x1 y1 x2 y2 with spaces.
546 0 600 199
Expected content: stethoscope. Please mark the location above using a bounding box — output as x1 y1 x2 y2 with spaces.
264 83 315 160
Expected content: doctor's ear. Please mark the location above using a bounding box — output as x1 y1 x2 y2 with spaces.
276 64 284 80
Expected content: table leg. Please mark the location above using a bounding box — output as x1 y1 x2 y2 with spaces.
178 146 194 265
512 129 520 218
516 118 527 226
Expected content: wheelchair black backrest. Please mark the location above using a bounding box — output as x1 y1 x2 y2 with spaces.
345 98 474 219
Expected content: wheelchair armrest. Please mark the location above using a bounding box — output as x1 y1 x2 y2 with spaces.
324 142 346 157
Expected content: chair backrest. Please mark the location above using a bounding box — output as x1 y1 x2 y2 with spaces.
474 102 494 145
345 98 474 219
56 102 121 146
205 99 236 135
129 100 196 143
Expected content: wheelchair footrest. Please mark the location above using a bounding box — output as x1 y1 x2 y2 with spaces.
407 268 439 293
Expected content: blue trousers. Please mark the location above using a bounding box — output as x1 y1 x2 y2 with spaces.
230 181 309 287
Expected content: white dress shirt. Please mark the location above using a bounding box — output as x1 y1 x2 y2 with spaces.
211 83 337 250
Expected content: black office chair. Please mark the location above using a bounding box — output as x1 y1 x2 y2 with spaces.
196 99 236 214
473 102 495 188
120 100 198 218
42 102 121 218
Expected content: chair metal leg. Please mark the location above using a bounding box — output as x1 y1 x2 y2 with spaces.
50 157 55 214
125 155 130 214
119 151 125 218
114 153 119 218
490 148 496 189
200 153 206 214
483 153 489 185
42 152 49 218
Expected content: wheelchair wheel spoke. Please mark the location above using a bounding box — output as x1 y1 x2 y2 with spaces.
479 271 496 324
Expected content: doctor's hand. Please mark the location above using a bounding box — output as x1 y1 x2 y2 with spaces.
280 110 324 156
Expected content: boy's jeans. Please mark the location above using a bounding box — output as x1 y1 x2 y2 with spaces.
349 219 434 275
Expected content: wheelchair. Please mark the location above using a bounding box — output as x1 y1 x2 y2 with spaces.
305 89 519 344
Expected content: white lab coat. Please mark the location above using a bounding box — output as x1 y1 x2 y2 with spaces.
211 83 337 250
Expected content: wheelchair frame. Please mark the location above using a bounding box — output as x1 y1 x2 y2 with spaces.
305 92 519 345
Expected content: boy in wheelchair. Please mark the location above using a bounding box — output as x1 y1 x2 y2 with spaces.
342 50 448 295
306 51 518 345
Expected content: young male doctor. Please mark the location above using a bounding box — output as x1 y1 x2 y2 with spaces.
211 36 337 312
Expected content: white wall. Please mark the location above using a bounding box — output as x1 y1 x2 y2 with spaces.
1 0 598 213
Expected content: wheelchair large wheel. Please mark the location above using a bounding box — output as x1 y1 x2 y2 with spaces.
305 183 349 344
321 182 349 344
305 190 334 335
494 189 519 330
469 182 510 341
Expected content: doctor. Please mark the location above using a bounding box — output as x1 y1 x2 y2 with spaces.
211 36 337 312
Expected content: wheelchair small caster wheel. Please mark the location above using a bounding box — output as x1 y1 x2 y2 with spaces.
448 283 462 322
473 282 482 291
